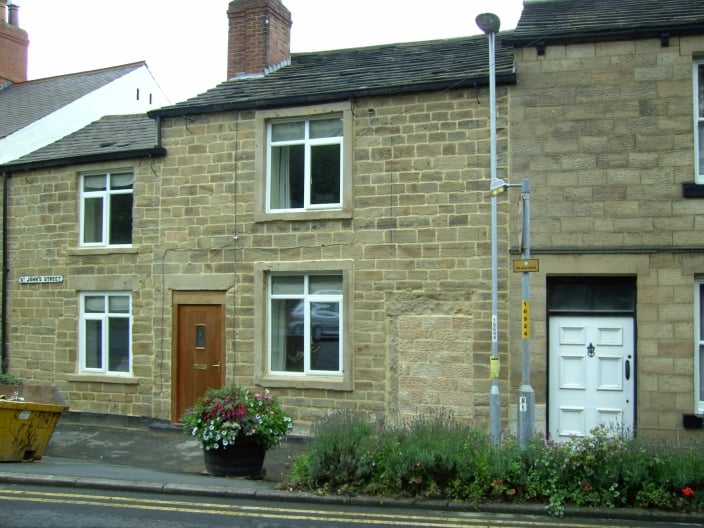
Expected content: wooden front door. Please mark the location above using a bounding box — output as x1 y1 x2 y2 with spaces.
173 292 225 423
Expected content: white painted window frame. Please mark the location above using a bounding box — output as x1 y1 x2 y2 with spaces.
267 273 343 377
694 280 704 416
79 171 134 247
694 61 704 184
78 292 132 375
266 115 343 212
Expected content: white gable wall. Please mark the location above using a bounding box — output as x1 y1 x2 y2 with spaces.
0 65 170 164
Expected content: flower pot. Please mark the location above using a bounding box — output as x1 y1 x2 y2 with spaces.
202 436 266 477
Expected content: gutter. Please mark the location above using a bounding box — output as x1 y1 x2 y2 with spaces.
1 147 167 173
148 73 517 119
502 24 704 48
1 171 8 374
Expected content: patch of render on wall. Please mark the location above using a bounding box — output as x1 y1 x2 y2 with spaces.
385 291 476 425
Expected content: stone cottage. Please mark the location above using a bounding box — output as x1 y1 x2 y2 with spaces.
2 0 704 441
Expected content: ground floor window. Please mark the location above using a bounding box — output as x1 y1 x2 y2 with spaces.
268 273 342 375
79 292 131 374
695 281 704 415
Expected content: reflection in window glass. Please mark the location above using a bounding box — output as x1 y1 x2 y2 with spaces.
269 274 343 375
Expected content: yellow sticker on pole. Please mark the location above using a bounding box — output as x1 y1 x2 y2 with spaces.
490 356 500 379
522 300 530 338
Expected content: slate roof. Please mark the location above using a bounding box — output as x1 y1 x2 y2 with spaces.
504 0 704 47
0 114 165 171
150 34 516 118
0 62 146 140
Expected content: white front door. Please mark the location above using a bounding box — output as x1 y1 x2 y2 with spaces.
549 316 634 440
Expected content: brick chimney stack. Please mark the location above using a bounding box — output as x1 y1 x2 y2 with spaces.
227 0 292 79
0 0 29 84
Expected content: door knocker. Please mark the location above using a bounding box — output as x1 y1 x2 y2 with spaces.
587 342 595 357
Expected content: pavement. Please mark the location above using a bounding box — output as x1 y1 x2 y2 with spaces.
0 411 308 499
1 411 703 526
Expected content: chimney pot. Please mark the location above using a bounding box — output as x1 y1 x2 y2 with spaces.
7 2 18 26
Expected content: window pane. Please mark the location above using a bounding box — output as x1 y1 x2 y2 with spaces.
310 144 341 205
309 275 342 294
195 325 205 348
699 123 704 176
699 65 704 118
108 317 129 372
84 296 105 313
84 175 106 192
701 284 704 341
310 117 342 138
272 275 304 295
311 301 340 371
85 320 103 369
271 298 303 372
83 197 103 243
700 345 704 401
110 173 134 190
109 295 130 313
109 193 133 244
270 144 304 209
271 121 304 142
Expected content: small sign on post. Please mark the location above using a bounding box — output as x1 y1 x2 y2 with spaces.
513 259 539 273
521 300 530 338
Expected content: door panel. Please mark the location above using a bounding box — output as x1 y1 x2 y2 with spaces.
174 302 224 423
549 316 634 440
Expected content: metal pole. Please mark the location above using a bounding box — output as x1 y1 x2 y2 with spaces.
517 179 535 446
476 12 502 443
487 28 501 443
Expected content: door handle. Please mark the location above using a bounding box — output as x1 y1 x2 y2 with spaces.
212 364 221 368
625 359 631 380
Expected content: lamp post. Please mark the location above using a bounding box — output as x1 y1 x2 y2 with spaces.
476 12 501 443
490 178 535 447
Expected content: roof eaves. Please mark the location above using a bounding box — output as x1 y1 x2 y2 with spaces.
1 146 166 173
150 73 517 118
503 24 704 47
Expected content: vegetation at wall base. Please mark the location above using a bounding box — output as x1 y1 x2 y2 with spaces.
0 373 22 385
286 411 704 517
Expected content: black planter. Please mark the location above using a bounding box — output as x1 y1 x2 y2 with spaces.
202 437 266 477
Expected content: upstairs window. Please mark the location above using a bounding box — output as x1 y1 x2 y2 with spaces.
79 292 132 375
695 62 704 183
80 171 134 246
267 116 343 211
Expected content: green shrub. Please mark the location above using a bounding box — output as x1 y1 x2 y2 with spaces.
374 412 481 499
289 410 380 492
286 414 704 516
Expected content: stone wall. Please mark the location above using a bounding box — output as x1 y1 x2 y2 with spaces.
508 35 704 438
6 86 511 431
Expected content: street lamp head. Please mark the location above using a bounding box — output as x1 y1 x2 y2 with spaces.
490 178 508 196
476 13 501 35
